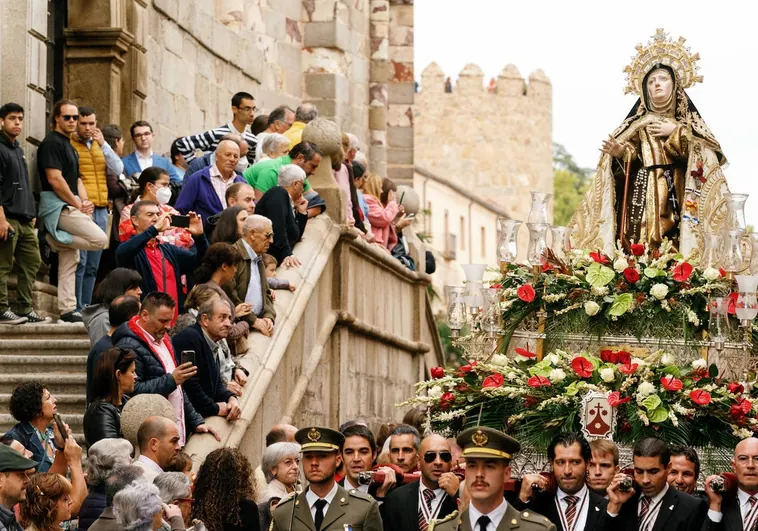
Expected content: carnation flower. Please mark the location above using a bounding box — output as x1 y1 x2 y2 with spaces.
703 267 721 281
637 382 656 396
651 283 669 300
584 301 601 316
691 358 707 370
549 368 567 383
428 385 443 399
613 258 630 273
661 353 676 366
599 367 615 383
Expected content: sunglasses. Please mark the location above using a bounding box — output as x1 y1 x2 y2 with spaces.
423 451 452 463
62 115 79 121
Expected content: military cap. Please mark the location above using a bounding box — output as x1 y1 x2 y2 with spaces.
0 443 38 472
456 426 520 460
295 426 345 452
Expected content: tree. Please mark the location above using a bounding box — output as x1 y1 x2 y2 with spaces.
553 142 591 226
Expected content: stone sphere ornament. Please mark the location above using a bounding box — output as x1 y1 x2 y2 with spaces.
302 118 342 159
120 393 176 448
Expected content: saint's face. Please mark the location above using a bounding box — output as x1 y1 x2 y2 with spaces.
646 68 673 106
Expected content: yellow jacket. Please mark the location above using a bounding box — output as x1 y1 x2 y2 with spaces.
283 121 306 149
70 136 108 207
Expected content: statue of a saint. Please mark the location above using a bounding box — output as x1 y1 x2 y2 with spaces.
570 29 730 255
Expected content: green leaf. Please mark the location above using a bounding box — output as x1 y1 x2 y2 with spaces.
709 364 719 378
565 381 580 397
609 293 634 317
648 407 669 423
644 267 662 278
662 366 680 378
587 263 615 287
642 395 662 411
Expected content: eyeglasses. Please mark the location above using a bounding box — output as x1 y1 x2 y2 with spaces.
132 132 152 139
423 451 452 463
238 106 258 113
736 455 758 465
62 115 79 122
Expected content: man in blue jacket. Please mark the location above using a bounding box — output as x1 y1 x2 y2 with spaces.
122 121 180 183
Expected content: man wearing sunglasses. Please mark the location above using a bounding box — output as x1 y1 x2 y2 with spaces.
381 434 459 531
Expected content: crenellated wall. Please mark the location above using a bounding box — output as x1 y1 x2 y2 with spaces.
415 62 553 230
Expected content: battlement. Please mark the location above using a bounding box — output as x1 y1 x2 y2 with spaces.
419 62 552 100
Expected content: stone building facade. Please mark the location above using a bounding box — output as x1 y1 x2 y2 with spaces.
414 62 554 238
0 0 415 183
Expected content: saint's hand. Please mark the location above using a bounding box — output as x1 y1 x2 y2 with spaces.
648 120 677 138
600 135 625 158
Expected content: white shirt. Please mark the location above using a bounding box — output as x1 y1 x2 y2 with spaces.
419 480 446 523
134 455 163 482
305 481 339 522
136 151 154 171
468 498 508 531
242 240 264 315
637 483 668 531
344 476 370 495
556 486 589 531
209 163 236 208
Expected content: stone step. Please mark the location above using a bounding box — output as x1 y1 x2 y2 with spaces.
0 338 92 356
0 412 84 440
0 355 87 373
0 393 86 415
0 322 88 340
0 373 86 395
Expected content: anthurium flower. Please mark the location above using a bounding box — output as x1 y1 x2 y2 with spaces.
527 375 551 387
517 284 536 303
660 375 683 392
728 382 745 395
514 348 537 359
571 356 594 378
608 391 631 407
689 390 712 405
589 251 610 264
481 374 505 388
618 362 639 375
672 262 694 283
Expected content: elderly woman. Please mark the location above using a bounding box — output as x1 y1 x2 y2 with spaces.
78 438 134 531
257 442 300 506
259 133 290 161
21 473 74 531
113 482 184 531
154 472 194 528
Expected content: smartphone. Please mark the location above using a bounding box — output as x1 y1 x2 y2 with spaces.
172 215 190 228
180 350 196 366
53 413 68 441
406 213 416 219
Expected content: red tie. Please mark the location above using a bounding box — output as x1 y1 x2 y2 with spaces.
638 496 650 529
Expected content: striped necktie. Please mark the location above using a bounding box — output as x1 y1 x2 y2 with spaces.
418 488 435 531
746 496 758 531
638 496 650 530
564 495 579 531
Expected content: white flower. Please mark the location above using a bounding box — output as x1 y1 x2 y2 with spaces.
428 386 443 399
584 301 601 316
687 310 700 327
591 286 609 297
549 368 567 383
506 371 518 381
544 354 560 366
703 267 721 281
490 354 509 367
735 428 754 440
599 367 615 383
661 353 676 366
650 283 669 300
638 381 656 396
691 358 707 370
613 258 630 273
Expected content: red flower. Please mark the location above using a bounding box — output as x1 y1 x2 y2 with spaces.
618 362 639 375
459 364 473 373
514 348 537 359
571 356 594 378
630 243 645 256
660 376 683 392
689 390 712 405
439 392 455 410
517 284 536 303
589 251 610 264
608 391 631 408
482 374 505 388
623 267 640 284
490 284 502 290
617 351 631 365
523 396 538 408
728 382 745 395
454 383 470 393
430 366 445 379
672 262 694 283
541 262 554 273
600 350 616 363
527 376 551 388
720 268 727 277
728 292 739 315
736 398 753 414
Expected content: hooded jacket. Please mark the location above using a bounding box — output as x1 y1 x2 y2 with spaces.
0 131 36 221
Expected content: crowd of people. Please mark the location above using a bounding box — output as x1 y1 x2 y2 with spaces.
0 92 421 327
2 391 756 531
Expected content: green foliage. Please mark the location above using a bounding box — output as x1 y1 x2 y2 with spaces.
437 320 464 365
552 143 592 226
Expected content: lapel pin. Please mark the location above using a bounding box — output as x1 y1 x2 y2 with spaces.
595 506 599 512
511 519 517 525
669 505 674 510
340 498 345 503
296 500 300 506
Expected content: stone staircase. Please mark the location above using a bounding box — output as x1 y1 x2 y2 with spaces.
0 323 90 442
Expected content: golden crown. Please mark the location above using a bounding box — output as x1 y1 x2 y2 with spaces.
623 29 703 96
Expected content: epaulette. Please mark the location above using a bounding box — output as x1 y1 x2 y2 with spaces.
428 510 458 531
346 488 374 502
274 491 298 508
519 511 553 528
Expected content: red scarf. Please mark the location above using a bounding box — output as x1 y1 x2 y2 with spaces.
127 315 177 369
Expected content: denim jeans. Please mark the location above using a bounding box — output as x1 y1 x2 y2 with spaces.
75 206 108 310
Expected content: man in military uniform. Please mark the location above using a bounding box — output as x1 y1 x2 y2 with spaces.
271 426 384 531
429 427 556 531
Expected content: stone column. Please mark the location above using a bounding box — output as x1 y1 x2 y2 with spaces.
386 0 414 185
120 0 148 143
368 0 390 177
65 0 133 125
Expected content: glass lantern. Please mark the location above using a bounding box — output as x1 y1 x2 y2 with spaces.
461 264 487 315
701 230 723 270
497 218 521 268
735 275 758 327
527 192 552 224
445 286 467 338
550 226 570 260
749 232 758 275
723 229 745 276
724 193 749 231
479 287 501 338
707 296 730 350
526 223 549 268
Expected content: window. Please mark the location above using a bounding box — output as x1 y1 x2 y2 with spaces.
481 226 486 257
460 216 466 250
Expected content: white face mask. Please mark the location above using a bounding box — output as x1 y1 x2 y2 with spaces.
155 185 172 205
235 158 250 173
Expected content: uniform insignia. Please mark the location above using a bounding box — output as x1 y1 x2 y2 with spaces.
511 520 517 525
350 489 355 493
428 510 459 531
471 430 488 447
308 428 322 442
522 512 529 518
340 498 345 502
295 500 300 506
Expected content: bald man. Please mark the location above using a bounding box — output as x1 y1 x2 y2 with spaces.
133 416 181 482
703 437 758 530
175 139 245 226
381 434 459 531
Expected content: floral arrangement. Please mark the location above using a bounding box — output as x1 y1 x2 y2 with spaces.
495 240 732 347
407 348 758 449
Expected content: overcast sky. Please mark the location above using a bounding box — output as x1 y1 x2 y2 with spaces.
415 0 758 227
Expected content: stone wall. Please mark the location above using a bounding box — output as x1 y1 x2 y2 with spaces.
415 62 553 228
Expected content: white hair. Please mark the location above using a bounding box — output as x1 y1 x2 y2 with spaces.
262 133 290 157
278 164 306 188
113 482 163 531
354 150 368 169
216 139 240 154
261 442 301 483
346 133 361 151
85 438 135 486
241 214 272 236
153 472 191 504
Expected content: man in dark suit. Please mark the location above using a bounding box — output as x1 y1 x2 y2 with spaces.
702 437 758 531
254 164 309 268
606 437 707 531
381 434 459 531
516 432 609 531
225 214 276 337
340 424 397 501
171 298 241 420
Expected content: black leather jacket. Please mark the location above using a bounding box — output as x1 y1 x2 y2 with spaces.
83 398 126 447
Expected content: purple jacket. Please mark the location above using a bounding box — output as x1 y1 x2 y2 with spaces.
174 166 244 223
